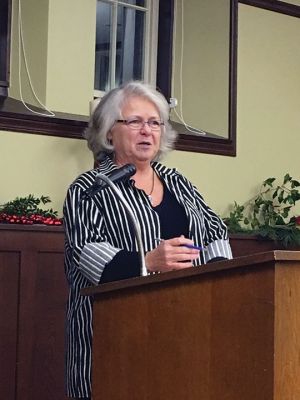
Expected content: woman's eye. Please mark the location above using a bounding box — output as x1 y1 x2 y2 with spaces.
128 119 140 125
150 120 160 127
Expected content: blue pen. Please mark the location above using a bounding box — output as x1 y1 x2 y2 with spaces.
184 244 205 251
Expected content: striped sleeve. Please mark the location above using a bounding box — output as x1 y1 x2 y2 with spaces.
175 175 232 263
63 181 121 284
192 186 232 262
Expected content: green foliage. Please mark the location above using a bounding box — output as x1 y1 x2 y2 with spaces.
223 174 300 248
0 194 58 218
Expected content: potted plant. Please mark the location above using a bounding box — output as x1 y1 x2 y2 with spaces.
223 174 300 257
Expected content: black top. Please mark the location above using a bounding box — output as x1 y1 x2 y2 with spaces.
153 183 189 239
100 185 189 282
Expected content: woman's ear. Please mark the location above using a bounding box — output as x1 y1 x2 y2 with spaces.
107 131 113 145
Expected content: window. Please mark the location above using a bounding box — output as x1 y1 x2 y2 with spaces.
94 0 158 96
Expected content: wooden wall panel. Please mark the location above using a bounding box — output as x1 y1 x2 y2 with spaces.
0 251 20 400
0 225 68 400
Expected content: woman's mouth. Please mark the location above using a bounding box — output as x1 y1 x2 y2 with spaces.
137 141 151 149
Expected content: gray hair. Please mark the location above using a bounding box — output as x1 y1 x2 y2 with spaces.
84 81 178 161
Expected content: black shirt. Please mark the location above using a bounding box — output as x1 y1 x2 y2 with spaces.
153 183 189 239
100 184 189 282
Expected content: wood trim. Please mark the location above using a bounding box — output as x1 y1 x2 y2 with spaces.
82 250 300 296
239 0 300 17
156 0 174 100
0 98 88 139
0 112 87 139
0 0 11 90
0 224 64 232
175 132 236 156
0 111 237 155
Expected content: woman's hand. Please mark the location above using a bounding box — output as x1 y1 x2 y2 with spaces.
145 236 200 273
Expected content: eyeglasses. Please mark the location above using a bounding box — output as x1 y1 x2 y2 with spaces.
116 117 164 131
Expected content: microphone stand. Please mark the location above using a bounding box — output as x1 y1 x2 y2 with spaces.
95 173 147 277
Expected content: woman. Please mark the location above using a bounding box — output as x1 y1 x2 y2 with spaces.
63 81 232 399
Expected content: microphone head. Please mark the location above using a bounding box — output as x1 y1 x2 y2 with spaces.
83 163 137 198
122 163 136 178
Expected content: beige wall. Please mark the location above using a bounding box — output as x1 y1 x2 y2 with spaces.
1 2 300 219
0 132 92 215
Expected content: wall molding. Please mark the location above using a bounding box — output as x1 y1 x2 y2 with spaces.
239 0 300 17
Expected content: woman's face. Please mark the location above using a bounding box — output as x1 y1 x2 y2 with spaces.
108 96 162 166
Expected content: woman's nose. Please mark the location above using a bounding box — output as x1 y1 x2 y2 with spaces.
140 121 152 134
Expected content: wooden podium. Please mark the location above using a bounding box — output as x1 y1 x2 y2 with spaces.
82 251 300 400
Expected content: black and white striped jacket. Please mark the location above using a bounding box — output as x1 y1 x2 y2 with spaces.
63 155 232 398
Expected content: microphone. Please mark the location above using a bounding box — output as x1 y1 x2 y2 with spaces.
84 163 136 197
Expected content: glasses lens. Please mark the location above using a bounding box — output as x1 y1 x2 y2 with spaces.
127 118 142 129
148 120 162 130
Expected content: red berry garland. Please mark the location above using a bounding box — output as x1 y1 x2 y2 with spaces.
0 195 63 226
0 213 62 225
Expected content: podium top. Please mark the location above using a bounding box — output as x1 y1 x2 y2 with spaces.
81 250 300 297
